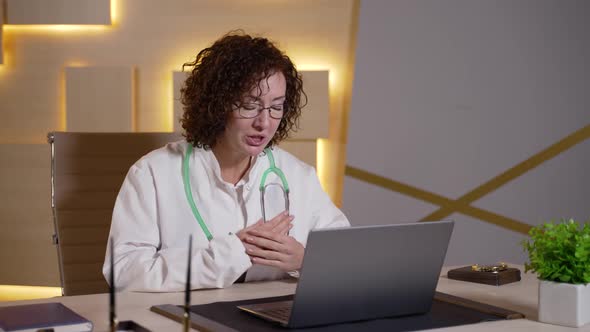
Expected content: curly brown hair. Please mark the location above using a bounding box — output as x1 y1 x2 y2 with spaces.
180 31 307 149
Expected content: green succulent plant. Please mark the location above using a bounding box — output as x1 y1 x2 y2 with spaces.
522 219 590 284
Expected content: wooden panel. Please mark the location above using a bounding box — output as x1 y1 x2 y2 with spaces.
279 140 317 167
0 144 60 286
5 0 111 25
65 67 134 132
172 70 329 139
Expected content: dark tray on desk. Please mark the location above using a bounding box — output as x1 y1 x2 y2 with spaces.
448 266 521 286
151 292 524 332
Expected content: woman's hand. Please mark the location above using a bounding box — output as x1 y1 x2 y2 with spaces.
244 228 305 272
236 211 293 251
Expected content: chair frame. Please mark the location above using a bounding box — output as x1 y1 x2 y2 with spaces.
48 132 66 295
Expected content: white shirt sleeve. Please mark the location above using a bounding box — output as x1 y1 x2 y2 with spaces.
102 165 251 292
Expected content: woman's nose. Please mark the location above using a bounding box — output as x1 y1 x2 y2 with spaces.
253 109 270 129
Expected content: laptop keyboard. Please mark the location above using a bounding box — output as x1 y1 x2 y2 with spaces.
258 302 293 321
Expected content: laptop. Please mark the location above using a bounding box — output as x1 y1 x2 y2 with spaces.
238 221 454 328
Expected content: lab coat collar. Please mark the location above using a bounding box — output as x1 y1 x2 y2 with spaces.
194 146 265 189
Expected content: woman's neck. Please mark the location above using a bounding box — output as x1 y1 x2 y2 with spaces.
211 144 252 186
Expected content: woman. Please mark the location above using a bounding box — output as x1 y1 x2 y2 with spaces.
103 31 349 291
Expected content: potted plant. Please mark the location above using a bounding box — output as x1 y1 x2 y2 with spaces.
522 219 590 327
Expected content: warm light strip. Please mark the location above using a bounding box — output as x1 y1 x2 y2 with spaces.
1 32 9 68
316 139 328 191
111 0 119 26
0 285 61 302
60 69 67 131
65 60 90 68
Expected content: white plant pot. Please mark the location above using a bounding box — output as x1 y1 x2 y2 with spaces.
538 280 590 327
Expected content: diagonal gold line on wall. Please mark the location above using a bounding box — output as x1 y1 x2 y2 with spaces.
422 123 590 225
345 166 454 207
345 166 531 233
457 205 531 234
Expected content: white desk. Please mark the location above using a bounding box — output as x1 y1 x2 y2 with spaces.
1 266 588 332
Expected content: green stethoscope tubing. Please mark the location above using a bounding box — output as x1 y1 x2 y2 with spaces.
182 142 290 241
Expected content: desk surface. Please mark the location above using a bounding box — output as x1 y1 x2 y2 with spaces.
1 266 587 332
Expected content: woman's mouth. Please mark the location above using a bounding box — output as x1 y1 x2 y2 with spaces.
245 135 266 146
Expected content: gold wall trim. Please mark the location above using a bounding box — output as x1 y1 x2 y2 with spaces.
422 123 590 224
345 166 454 207
345 123 590 235
345 166 531 233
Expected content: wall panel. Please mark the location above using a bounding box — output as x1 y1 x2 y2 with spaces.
0 144 59 286
65 66 135 132
5 0 111 25
172 71 186 133
294 70 329 139
278 140 317 168
0 69 62 144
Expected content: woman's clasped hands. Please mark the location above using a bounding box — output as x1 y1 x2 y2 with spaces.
236 211 304 272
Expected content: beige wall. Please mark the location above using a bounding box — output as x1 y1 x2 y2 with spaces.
0 0 358 286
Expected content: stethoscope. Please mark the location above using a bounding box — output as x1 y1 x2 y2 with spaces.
182 142 290 241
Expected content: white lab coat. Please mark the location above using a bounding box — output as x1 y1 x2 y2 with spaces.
103 140 349 292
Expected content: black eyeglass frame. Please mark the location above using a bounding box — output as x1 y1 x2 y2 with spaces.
234 102 287 119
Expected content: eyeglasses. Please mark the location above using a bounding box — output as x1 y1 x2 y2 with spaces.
236 102 285 119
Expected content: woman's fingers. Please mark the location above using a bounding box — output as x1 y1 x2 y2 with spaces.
250 256 284 269
236 219 263 240
246 247 285 261
251 211 293 234
272 216 294 234
264 211 290 229
237 212 293 252
246 231 285 251
245 230 304 271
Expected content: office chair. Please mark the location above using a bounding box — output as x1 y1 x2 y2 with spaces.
48 132 182 296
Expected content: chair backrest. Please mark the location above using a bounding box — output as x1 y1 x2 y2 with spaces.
48 132 182 296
